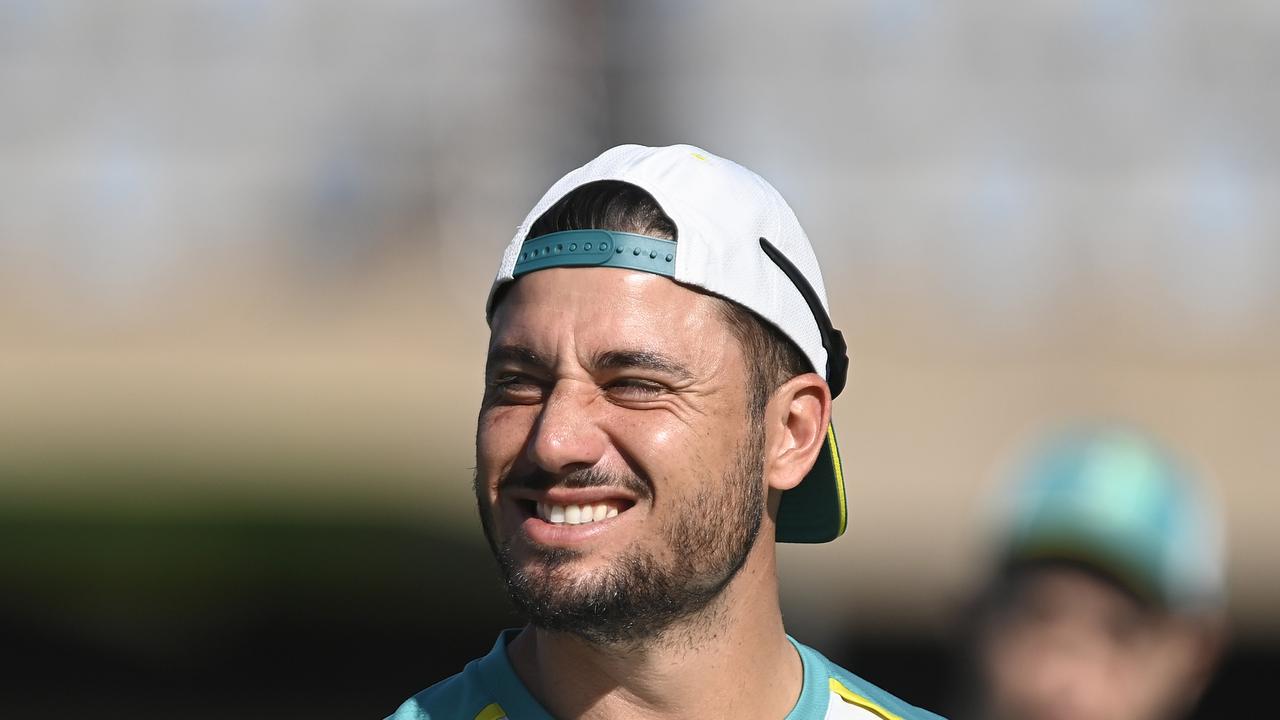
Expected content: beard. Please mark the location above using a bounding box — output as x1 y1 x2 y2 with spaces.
476 427 765 646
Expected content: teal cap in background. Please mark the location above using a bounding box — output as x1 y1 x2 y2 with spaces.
1002 425 1224 611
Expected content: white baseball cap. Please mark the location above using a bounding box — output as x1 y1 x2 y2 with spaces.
486 144 849 543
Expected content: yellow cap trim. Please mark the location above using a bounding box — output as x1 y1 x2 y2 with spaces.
828 424 848 537
474 702 507 720
829 678 902 720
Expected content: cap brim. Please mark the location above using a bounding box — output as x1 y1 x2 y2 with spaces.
776 423 847 543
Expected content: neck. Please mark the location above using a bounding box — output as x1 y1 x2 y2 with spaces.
507 540 802 720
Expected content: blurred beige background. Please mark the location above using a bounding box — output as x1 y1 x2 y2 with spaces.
2 1 1278 692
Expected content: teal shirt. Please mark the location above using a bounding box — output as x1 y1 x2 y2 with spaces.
388 630 944 720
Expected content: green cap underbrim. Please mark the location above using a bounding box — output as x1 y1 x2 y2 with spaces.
776 423 848 543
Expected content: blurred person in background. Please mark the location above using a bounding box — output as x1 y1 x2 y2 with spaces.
962 425 1226 720
388 144 942 719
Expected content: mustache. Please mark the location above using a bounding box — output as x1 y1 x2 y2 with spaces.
502 466 652 500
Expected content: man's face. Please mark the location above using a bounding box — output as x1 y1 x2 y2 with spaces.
476 267 766 644
980 566 1210 720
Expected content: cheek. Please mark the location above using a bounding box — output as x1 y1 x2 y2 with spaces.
615 419 699 466
1117 635 1197 715
647 427 676 453
609 413 738 489
476 407 535 478
985 629 1032 688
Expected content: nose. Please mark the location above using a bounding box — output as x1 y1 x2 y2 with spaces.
526 381 607 474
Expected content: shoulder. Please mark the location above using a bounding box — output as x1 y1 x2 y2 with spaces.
795 639 947 720
387 659 505 720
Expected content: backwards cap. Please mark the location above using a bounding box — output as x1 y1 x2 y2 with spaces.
998 425 1225 611
487 144 849 543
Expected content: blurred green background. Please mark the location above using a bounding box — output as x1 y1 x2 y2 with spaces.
2 1 1278 717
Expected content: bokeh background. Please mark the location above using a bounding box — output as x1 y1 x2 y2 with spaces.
3 1 1277 717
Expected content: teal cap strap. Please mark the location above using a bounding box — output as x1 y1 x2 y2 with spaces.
514 230 677 278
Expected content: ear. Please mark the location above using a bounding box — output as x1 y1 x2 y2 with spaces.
762 372 832 493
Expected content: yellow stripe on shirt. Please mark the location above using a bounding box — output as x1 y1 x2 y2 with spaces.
473 702 507 720
829 678 903 720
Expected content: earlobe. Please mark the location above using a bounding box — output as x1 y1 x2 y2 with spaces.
764 373 832 492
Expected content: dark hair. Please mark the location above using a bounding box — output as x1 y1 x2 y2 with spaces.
526 180 811 416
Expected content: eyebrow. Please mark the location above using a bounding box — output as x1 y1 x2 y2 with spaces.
485 344 693 380
592 349 693 380
485 344 549 373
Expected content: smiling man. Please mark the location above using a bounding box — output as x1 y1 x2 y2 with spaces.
389 144 942 720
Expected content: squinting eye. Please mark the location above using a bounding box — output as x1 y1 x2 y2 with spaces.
488 374 544 402
606 379 665 398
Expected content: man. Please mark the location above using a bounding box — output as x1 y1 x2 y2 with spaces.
965 425 1226 720
390 144 942 719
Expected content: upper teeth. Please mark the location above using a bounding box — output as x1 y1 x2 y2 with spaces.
538 502 620 525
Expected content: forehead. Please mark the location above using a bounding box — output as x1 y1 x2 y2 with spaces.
489 267 734 359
